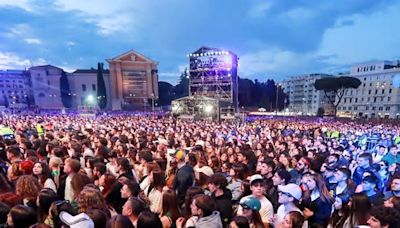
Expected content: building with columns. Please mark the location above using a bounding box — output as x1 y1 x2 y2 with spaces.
107 50 159 110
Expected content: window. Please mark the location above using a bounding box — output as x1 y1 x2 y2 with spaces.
367 97 370 102
374 97 377 102
366 106 369 110
92 84 96 91
375 90 378 94
388 97 391 101
82 84 86 91
381 97 384 102
372 106 376 111
382 90 385 94
48 80 50 86
386 106 391 111
363 83 366 87
354 106 358 111
361 98 364 102
355 98 358 102
369 90 371 94
389 88 392 93
350 98 352 103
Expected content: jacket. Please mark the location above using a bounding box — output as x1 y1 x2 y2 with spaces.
174 164 194 205
195 211 223 228
212 190 233 226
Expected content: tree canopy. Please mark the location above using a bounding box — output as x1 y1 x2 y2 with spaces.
314 76 361 116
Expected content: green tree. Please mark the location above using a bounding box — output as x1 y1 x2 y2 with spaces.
60 71 72 108
314 76 361 117
158 81 174 106
97 62 107 109
173 69 189 99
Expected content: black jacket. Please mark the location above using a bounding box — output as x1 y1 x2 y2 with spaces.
212 189 233 227
173 164 194 205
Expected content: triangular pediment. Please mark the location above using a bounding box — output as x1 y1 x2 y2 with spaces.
108 50 155 63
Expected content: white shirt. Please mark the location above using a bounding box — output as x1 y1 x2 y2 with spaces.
237 195 273 223
44 178 57 193
64 175 74 202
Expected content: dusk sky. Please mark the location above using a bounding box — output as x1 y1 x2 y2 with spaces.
0 0 399 84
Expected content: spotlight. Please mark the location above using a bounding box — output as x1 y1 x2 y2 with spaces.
204 105 213 113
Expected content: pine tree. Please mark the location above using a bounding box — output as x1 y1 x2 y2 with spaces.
97 62 107 109
60 71 72 108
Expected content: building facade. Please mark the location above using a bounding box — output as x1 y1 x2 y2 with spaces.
0 70 33 108
29 65 65 109
68 68 112 109
282 73 335 115
107 50 158 110
0 49 158 111
337 60 400 119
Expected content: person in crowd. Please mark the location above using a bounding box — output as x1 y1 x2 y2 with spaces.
367 206 400 228
208 173 233 226
33 162 57 193
0 202 10 227
343 192 371 227
16 175 41 209
106 214 134 228
229 216 250 228
7 205 37 228
332 167 354 201
275 211 305 228
173 150 194 206
37 188 59 224
275 183 303 224
227 163 246 202
86 208 108 228
160 189 180 228
237 174 273 227
270 169 291 212
59 159 81 202
136 210 162 228
239 196 264 228
148 169 165 214
301 172 334 227
353 153 376 187
361 174 384 206
122 197 145 227
289 156 311 184
176 194 222 228
382 145 400 166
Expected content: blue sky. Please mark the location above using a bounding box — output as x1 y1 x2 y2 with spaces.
0 0 399 84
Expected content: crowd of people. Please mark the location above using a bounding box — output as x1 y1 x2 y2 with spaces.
0 113 400 228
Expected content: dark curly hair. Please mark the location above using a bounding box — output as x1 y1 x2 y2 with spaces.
369 206 400 228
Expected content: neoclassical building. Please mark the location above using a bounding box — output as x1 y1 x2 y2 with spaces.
107 50 159 110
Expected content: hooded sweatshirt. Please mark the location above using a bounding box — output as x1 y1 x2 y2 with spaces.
195 211 223 228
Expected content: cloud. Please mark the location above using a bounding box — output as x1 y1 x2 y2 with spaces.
66 41 75 46
0 52 31 69
158 64 188 85
317 2 400 65
0 0 33 12
248 1 273 18
24 38 42 45
54 0 141 35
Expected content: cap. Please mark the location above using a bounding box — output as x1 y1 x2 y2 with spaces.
250 174 264 185
59 212 94 228
240 196 261 211
194 166 214 179
278 183 302 200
